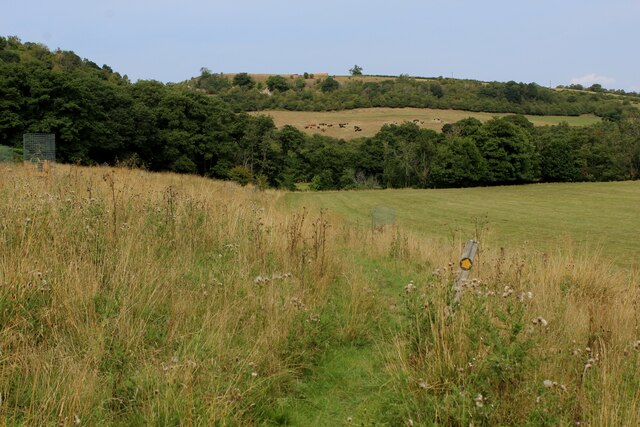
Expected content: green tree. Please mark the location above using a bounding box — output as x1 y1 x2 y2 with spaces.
320 76 339 93
349 65 363 76
431 137 487 187
474 118 538 184
266 75 290 92
232 72 255 89
197 72 231 94
429 83 444 98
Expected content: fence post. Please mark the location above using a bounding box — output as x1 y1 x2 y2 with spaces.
451 239 479 306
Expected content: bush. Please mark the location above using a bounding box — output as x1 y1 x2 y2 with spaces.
228 165 253 186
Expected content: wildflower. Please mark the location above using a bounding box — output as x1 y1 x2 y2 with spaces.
251 371 258 378
543 379 554 388
406 419 414 426
405 281 416 293
532 317 548 327
346 416 353 423
74 414 81 425
474 393 484 408
418 379 428 389
518 291 534 301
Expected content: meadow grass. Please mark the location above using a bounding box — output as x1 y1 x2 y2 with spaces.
286 181 640 269
251 108 600 140
1 164 638 425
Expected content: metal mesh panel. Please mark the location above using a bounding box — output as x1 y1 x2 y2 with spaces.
23 133 55 173
371 206 396 228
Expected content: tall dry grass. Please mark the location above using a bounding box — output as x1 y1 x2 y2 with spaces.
0 164 368 425
1 164 638 425
367 228 640 425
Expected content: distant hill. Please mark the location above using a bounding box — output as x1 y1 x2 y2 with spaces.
2 36 639 191
186 71 639 119
250 107 601 140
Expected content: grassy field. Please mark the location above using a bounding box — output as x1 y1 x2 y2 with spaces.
2 165 638 425
286 181 640 268
253 107 600 139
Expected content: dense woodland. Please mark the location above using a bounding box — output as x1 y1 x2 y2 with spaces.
2 36 639 189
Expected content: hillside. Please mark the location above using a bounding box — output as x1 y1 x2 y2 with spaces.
251 107 600 140
190 71 638 119
1 36 639 191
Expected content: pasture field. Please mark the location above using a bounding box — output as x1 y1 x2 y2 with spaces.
253 107 600 139
1 164 638 425
286 181 640 268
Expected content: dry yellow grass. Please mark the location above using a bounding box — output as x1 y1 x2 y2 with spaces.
252 107 600 139
0 164 357 424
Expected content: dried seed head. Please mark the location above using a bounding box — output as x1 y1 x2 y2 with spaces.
532 317 548 327
405 282 416 293
543 379 555 388
474 393 484 407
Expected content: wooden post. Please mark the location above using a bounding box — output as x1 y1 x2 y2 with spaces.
451 239 479 306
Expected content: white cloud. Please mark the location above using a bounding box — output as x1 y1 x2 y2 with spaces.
570 73 616 87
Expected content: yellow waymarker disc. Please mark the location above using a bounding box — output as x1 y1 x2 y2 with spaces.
460 258 473 270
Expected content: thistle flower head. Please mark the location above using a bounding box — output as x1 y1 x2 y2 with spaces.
474 393 484 407
404 282 416 293
532 317 548 327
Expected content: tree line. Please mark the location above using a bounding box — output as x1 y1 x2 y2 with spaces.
192 70 636 120
1 36 639 190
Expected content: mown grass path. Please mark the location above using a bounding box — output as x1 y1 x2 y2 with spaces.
270 252 429 426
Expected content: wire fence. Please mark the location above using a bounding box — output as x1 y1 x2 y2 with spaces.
23 133 55 174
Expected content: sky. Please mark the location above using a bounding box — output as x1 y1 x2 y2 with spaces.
2 0 639 91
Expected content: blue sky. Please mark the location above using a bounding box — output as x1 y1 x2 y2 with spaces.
2 0 639 91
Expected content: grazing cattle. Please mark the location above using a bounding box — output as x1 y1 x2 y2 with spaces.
354 126 362 132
